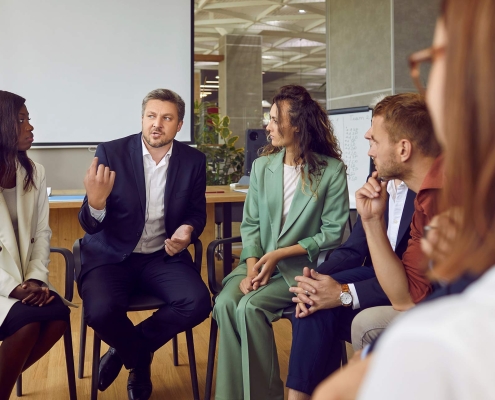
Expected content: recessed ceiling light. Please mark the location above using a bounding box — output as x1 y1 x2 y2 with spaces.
299 9 306 13
215 75 219 79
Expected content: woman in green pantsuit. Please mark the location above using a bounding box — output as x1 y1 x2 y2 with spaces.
213 85 350 400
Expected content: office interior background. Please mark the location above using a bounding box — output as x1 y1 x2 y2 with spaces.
3 0 440 399
26 0 438 191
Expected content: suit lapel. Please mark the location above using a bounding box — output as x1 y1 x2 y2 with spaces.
397 189 416 245
265 151 284 240
164 140 180 220
130 134 146 217
279 163 321 239
16 167 35 271
0 190 22 276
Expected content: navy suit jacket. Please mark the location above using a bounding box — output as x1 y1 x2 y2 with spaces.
317 189 416 309
78 134 206 278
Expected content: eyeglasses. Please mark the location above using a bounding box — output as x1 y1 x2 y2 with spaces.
408 46 445 95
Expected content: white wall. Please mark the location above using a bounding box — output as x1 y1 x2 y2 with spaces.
0 0 192 144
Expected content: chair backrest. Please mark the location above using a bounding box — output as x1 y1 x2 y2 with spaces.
50 247 75 302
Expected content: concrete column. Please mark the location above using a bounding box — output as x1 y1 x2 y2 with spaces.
326 0 440 110
218 34 263 148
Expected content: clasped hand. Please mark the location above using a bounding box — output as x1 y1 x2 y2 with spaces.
11 280 54 306
84 157 116 210
289 267 342 318
239 251 281 295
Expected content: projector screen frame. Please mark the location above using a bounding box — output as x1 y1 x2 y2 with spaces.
5 0 195 148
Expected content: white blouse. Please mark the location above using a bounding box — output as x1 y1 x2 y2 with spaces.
282 164 301 226
358 266 495 400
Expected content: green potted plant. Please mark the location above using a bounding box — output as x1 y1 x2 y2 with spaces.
194 101 245 185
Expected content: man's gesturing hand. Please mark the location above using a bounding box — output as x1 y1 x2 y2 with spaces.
165 224 193 256
83 157 116 210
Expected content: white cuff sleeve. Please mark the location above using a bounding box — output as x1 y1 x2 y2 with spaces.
348 283 361 310
89 204 106 222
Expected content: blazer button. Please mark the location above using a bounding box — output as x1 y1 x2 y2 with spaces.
31 238 35 243
122 254 127 260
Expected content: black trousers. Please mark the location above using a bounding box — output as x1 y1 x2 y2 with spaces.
80 249 211 369
286 266 378 395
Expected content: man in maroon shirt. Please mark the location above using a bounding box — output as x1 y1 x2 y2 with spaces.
357 93 442 310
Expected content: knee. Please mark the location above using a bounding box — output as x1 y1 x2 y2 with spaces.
213 290 239 323
190 285 212 323
12 322 41 344
84 301 125 330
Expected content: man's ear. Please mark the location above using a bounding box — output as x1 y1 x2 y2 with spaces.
399 139 412 162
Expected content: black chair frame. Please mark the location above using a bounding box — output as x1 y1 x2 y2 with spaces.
73 239 202 400
16 247 77 400
204 237 346 400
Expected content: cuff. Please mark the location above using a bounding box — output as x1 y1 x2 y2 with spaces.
298 237 319 262
89 204 106 222
239 245 264 264
348 283 361 310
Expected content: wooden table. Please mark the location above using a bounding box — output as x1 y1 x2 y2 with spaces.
48 186 246 269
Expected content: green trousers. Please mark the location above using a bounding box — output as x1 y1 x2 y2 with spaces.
212 266 294 400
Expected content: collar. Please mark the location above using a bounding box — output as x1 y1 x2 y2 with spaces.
419 155 444 192
386 180 407 196
141 137 173 163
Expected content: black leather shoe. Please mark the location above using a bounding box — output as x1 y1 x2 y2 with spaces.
127 352 153 400
98 347 124 391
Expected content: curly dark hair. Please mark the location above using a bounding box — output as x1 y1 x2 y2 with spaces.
0 90 36 191
261 84 344 195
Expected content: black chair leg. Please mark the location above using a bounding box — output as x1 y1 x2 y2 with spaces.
63 324 78 400
204 318 218 400
78 304 87 379
91 334 101 400
16 374 22 397
185 329 200 400
341 340 348 366
172 335 179 366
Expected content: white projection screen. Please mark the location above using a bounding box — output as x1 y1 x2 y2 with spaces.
0 0 193 146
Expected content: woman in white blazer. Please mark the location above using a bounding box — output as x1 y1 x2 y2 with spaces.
0 91 70 399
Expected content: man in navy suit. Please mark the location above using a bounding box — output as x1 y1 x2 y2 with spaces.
286 93 442 399
285 185 415 398
78 89 211 400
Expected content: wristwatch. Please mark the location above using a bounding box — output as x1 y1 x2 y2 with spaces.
339 284 353 307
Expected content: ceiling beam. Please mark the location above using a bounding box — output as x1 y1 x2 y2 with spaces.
194 54 225 62
203 1 282 10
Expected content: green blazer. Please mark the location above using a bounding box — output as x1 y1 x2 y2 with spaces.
233 150 349 288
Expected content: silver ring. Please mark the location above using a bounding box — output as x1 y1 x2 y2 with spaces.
305 290 310 296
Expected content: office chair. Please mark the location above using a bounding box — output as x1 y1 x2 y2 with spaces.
73 238 202 400
15 247 77 400
203 237 347 400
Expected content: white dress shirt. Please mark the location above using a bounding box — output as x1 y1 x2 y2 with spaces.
89 139 173 254
358 266 495 400
348 180 408 309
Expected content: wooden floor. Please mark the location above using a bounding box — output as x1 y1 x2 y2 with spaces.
8 254 295 400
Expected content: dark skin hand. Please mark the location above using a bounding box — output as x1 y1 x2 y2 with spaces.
10 280 54 306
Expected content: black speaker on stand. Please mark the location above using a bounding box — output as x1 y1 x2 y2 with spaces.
244 129 267 176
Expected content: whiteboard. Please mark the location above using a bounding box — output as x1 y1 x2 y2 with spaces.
329 107 372 209
0 0 193 145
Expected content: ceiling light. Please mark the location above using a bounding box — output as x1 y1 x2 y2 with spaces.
215 75 219 79
299 9 306 13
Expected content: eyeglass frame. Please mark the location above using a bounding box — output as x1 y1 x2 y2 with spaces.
408 46 446 95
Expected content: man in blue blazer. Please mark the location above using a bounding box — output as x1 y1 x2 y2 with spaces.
78 89 211 400
285 182 415 397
